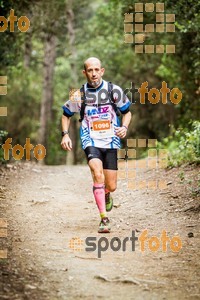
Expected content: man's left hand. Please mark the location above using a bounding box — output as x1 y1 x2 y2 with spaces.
115 126 127 139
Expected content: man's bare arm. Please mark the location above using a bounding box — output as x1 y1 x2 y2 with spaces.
61 115 72 151
122 111 132 129
115 111 132 138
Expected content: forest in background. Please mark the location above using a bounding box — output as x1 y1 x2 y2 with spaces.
0 0 199 165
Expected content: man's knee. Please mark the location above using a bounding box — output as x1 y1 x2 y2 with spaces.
93 169 105 183
106 183 117 192
89 158 104 183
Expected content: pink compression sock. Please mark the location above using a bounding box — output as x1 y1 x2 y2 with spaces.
93 183 106 216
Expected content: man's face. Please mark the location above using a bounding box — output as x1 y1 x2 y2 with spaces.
83 60 105 87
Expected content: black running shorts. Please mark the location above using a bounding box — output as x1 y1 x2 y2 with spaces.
84 146 118 170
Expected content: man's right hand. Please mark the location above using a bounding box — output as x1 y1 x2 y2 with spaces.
61 135 72 151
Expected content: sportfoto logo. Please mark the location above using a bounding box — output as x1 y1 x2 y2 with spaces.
1 138 46 161
118 138 168 190
0 9 30 32
0 76 7 117
124 2 176 53
0 218 8 259
69 230 182 258
69 81 182 105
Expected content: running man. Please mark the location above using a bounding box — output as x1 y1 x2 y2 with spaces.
61 57 132 233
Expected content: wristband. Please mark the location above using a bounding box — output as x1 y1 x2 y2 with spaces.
122 125 128 130
62 130 69 137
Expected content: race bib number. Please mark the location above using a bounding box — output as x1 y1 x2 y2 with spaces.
90 119 115 139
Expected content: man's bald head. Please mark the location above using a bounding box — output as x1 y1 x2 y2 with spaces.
84 57 102 71
83 57 105 87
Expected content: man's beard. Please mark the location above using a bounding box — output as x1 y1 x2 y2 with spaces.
90 80 100 87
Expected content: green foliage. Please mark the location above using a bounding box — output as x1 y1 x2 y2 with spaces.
160 121 200 167
0 66 42 145
0 0 35 71
0 130 8 164
178 171 185 182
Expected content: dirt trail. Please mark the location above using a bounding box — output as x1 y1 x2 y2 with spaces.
0 162 199 300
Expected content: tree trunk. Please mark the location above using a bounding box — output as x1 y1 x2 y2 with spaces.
24 32 32 69
39 34 57 159
66 0 79 165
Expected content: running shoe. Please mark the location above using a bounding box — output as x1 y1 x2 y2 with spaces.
98 217 111 233
105 192 113 212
